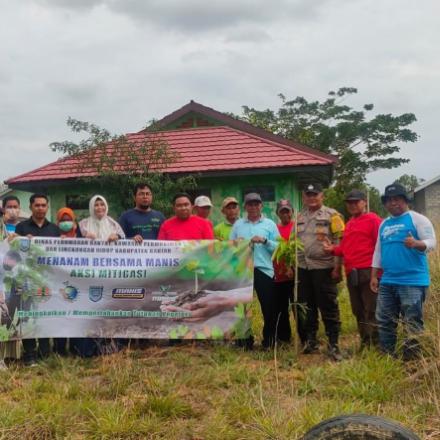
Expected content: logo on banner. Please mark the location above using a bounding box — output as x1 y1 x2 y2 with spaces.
151 285 178 302
60 282 79 302
19 238 31 252
112 288 145 299
34 286 51 301
89 286 104 302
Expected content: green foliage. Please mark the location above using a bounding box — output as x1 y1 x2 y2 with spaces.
50 117 197 215
0 325 10 341
240 88 418 191
272 233 304 267
231 303 252 339
394 173 425 192
178 240 253 282
6 239 53 302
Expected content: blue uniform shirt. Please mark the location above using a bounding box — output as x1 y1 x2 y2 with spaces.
230 217 280 278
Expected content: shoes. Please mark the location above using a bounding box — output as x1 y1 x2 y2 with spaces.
302 341 319 354
328 345 343 362
235 336 254 351
402 338 421 362
24 357 38 367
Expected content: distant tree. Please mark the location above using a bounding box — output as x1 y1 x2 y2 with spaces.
50 117 196 215
239 88 418 192
394 174 425 192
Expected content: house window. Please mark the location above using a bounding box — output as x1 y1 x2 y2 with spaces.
243 186 275 202
66 195 90 210
186 188 212 203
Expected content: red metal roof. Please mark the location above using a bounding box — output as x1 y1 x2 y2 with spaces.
6 125 335 185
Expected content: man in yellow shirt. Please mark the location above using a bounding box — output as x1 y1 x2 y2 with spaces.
214 197 240 241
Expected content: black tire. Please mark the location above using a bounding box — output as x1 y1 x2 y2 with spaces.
302 414 420 440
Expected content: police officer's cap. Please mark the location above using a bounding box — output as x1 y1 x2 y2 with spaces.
303 183 323 194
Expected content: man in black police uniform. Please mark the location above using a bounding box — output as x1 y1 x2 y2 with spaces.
15 193 61 366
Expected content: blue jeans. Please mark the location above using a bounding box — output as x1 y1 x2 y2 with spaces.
375 284 426 355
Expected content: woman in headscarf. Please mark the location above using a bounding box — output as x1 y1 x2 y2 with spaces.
79 195 125 355
55 207 85 356
79 195 125 241
56 207 81 238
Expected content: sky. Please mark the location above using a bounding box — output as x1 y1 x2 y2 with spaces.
1 0 439 190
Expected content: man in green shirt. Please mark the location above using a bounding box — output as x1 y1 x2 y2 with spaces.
214 197 240 240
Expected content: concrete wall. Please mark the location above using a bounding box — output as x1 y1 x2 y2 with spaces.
418 181 440 223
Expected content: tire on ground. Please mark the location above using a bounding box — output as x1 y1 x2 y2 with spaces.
301 414 420 440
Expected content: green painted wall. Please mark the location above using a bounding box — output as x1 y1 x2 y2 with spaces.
197 173 300 223
45 172 301 225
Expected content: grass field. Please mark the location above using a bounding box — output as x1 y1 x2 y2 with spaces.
1 258 440 439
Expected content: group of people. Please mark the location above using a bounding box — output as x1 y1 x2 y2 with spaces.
0 180 436 367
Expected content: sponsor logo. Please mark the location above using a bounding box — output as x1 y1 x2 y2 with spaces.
19 238 31 252
89 286 104 302
112 288 145 299
35 286 51 297
60 283 79 302
151 285 178 302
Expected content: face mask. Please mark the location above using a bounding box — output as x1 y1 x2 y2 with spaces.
59 221 74 232
5 208 19 221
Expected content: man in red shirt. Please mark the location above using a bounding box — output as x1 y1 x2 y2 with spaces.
323 189 382 347
273 199 295 343
158 193 214 240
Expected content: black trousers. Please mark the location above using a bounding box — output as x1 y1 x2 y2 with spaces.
22 338 50 362
70 338 98 357
254 268 291 347
274 280 293 343
297 268 341 345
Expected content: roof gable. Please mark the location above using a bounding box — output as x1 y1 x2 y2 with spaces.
150 100 337 163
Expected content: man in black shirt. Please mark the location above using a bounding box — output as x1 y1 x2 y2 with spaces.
118 183 165 242
15 196 60 238
15 193 61 366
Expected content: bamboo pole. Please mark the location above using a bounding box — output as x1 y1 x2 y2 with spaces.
293 207 300 357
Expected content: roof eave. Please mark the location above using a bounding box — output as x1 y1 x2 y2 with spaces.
7 164 334 192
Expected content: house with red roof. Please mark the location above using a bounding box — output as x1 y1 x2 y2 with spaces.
5 101 337 221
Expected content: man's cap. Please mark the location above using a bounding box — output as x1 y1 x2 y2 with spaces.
244 192 262 204
345 189 367 201
381 183 409 204
276 199 293 213
303 183 323 194
221 196 239 210
194 195 213 207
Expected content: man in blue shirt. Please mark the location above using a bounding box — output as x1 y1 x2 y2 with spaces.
119 183 165 242
371 183 436 360
230 193 280 348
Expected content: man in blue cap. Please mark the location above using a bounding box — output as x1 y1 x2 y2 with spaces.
371 183 436 360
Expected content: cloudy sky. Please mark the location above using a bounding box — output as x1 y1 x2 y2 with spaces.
1 0 439 190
